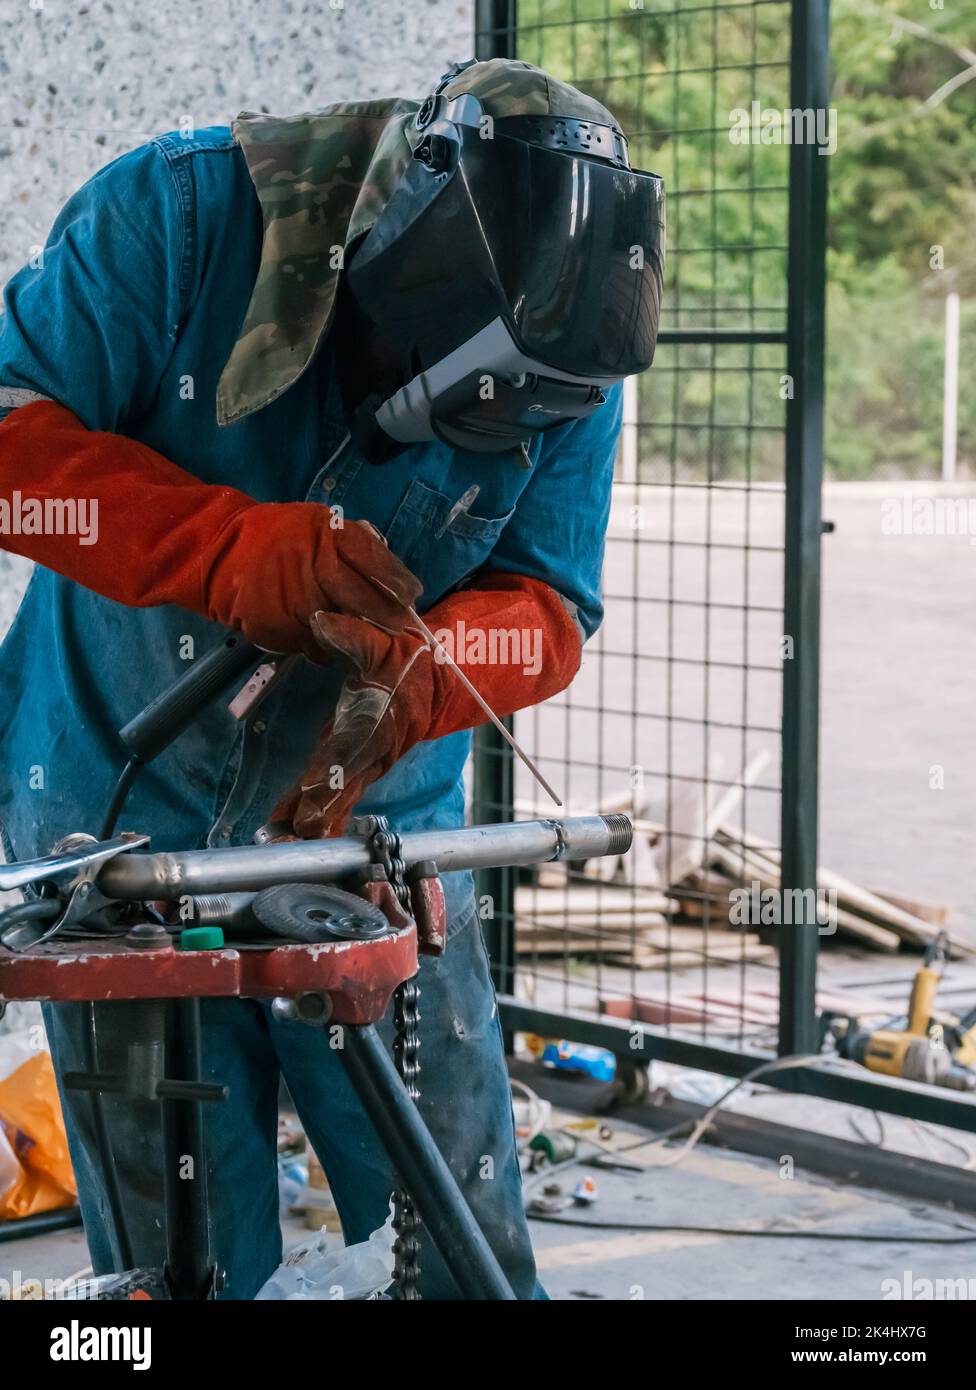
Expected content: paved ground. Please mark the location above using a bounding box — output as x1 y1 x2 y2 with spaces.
819 487 976 931
530 1111 976 1302
5 1093 975 1302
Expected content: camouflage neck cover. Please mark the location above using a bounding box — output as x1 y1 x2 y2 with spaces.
216 59 621 426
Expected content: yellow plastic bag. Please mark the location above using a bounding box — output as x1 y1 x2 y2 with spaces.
0 1051 77 1219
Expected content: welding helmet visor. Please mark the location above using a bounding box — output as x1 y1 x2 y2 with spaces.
344 112 665 460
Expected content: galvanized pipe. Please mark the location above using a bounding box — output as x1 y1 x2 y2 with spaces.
97 815 632 901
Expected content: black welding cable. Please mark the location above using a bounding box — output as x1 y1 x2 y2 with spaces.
527 1211 976 1242
0 898 60 937
522 1132 976 1242
0 1206 84 1244
523 1137 976 1242
82 1001 135 1271
522 1052 976 1244
99 759 141 840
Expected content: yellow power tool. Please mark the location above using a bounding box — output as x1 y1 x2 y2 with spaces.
842 934 976 1091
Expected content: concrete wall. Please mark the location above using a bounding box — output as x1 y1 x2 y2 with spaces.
0 0 473 637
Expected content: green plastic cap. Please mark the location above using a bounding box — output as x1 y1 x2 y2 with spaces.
180 926 225 951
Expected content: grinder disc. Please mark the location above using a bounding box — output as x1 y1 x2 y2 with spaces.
250 883 393 943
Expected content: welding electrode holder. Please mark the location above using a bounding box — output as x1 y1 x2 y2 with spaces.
97 633 264 840
117 633 263 765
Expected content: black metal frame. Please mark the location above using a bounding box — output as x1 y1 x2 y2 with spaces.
778 0 828 1059
66 997 516 1299
472 0 976 1130
341 1025 516 1299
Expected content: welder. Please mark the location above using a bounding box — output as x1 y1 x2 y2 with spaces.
0 58 664 1298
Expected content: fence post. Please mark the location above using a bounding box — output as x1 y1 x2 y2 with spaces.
778 0 830 1057
472 724 516 996
472 0 518 1001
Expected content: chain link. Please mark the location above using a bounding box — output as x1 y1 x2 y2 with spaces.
391 975 421 1298
371 817 422 1300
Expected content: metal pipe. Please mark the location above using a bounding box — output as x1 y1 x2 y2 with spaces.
340 1023 517 1300
97 815 632 901
407 608 562 807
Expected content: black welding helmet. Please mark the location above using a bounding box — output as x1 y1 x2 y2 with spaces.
341 59 665 463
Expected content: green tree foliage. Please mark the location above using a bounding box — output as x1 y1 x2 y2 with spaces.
516 0 976 477
826 0 976 476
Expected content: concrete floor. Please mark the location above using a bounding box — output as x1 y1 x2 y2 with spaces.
5 1094 976 1301
530 1130 976 1302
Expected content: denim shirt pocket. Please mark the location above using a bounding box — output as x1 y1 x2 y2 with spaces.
385 478 515 605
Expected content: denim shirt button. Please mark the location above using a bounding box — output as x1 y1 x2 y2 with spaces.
252 721 267 734
321 477 337 491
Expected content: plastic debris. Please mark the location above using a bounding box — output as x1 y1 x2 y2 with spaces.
255 1200 396 1301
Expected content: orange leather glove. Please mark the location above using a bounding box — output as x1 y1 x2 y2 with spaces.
269 573 583 838
0 400 422 659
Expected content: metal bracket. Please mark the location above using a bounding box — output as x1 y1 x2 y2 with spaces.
0 832 149 894
0 833 149 952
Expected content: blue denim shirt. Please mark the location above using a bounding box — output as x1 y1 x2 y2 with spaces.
0 128 621 925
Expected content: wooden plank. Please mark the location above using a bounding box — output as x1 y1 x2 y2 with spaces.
707 841 901 952
868 889 952 928
515 919 773 967
647 751 771 887
515 885 674 916
606 941 775 970
715 823 963 951
831 907 901 954
517 923 761 949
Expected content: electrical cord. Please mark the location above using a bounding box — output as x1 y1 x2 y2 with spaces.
527 1212 976 1242
522 1052 976 1243
510 1077 551 1142
99 759 141 840
0 897 61 945
848 1108 887 1148
612 1052 833 1171
520 1115 699 1203
911 1117 976 1169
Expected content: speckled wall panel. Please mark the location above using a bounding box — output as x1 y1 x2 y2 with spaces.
0 0 473 637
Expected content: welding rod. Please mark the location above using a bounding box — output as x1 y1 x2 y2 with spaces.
407 608 563 808
96 815 633 899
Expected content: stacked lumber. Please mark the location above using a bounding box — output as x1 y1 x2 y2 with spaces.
703 824 961 954
514 882 773 969
513 749 965 963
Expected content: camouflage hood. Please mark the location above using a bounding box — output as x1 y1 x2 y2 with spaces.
216 59 622 425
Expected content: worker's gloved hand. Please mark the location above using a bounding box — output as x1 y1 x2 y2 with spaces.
269 572 583 838
269 613 432 837
202 509 420 661
0 401 421 660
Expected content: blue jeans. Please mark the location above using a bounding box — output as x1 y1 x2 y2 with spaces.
43 912 540 1299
